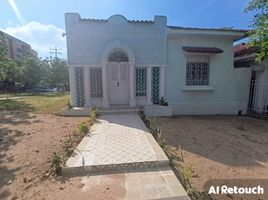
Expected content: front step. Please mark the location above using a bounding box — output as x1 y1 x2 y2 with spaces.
63 158 169 175
99 106 142 115
61 106 143 116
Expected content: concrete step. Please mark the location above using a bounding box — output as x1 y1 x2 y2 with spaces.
99 106 143 114
63 158 169 175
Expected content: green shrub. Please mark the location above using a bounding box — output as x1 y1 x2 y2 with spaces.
78 122 89 136
89 106 99 120
67 100 72 110
51 152 63 175
63 138 74 157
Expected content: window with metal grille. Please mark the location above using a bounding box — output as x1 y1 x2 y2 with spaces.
90 68 102 98
75 67 85 106
136 68 147 96
186 56 209 85
152 67 160 103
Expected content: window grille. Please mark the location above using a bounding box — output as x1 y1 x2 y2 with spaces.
108 51 129 62
186 56 209 85
136 68 147 96
90 68 102 98
152 67 160 103
75 67 85 106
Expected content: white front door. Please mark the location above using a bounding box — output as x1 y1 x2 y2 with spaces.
108 62 130 105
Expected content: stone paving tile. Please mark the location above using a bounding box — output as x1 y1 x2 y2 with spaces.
79 168 190 200
64 113 168 172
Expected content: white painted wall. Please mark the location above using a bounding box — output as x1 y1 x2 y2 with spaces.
166 35 250 115
65 13 250 115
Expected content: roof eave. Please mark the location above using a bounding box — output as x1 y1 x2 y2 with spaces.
168 28 247 41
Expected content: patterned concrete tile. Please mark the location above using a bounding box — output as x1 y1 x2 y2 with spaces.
64 113 169 173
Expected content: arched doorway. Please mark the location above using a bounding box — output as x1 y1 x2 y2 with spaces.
108 50 130 105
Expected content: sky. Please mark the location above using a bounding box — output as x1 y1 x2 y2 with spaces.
0 0 254 59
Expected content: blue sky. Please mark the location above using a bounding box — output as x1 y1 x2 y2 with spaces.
0 0 254 59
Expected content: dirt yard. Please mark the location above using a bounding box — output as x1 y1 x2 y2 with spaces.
156 116 268 192
0 111 87 200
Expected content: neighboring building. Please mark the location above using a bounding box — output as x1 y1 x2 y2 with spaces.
234 43 268 117
1 31 38 59
65 13 249 115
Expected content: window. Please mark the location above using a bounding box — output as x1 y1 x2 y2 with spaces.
75 67 85 106
186 56 209 85
90 68 102 98
108 51 128 62
136 68 146 96
151 67 160 103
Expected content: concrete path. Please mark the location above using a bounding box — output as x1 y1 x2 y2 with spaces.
64 113 190 200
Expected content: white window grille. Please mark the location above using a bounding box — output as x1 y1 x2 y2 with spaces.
186 56 209 85
90 68 102 98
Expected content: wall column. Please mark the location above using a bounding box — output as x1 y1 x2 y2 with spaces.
129 62 136 107
160 66 166 98
147 67 152 105
69 66 77 107
83 67 91 107
102 62 109 108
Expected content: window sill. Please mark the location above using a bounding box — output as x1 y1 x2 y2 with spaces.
182 85 214 91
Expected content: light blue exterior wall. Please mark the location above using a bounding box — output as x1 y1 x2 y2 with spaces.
65 13 168 65
166 35 249 114
65 13 249 114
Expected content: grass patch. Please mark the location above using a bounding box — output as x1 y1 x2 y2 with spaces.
0 92 69 114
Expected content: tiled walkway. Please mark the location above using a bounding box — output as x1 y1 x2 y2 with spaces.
64 113 190 199
64 113 168 173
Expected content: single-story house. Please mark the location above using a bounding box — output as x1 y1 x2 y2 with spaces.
65 13 251 115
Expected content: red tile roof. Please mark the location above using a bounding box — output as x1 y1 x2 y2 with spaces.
234 43 258 57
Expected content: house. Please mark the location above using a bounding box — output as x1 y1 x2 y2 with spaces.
234 43 268 117
65 13 249 115
0 31 38 60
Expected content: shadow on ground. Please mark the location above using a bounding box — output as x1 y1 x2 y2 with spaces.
0 128 24 199
0 109 39 199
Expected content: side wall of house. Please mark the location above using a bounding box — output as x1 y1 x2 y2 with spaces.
166 35 251 115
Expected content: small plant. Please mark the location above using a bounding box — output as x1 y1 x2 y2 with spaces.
67 100 72 110
51 152 63 175
63 136 74 157
155 127 166 147
89 106 99 121
158 97 168 106
78 122 89 136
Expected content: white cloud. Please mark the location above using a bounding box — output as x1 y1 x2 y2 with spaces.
3 21 66 59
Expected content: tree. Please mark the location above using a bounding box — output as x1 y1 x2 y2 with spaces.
0 32 18 82
16 57 41 88
245 0 268 62
49 58 69 91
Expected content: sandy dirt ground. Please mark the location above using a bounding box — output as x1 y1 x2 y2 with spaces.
156 116 268 193
0 111 126 200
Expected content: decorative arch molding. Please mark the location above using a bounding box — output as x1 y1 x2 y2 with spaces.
100 41 135 63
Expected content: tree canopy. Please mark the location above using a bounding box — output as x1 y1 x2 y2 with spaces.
0 32 69 91
245 0 268 62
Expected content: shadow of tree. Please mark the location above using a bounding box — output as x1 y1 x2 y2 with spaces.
0 99 35 112
0 128 23 199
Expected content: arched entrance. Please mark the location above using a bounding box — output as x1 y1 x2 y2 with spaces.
108 50 130 105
